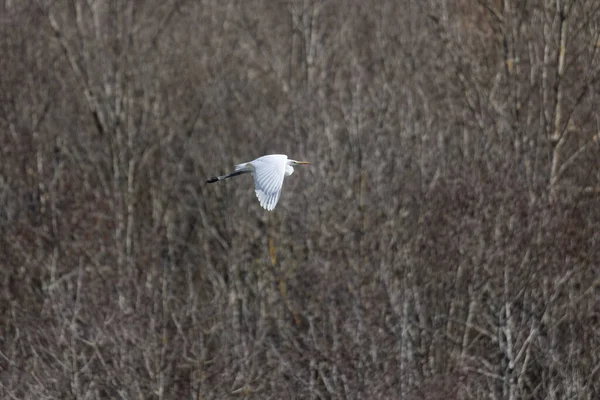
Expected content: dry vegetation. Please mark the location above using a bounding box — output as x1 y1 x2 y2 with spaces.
1 0 600 399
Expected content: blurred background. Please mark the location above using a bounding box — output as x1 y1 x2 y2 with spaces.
1 0 600 398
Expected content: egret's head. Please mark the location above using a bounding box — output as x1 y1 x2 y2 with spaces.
285 160 309 176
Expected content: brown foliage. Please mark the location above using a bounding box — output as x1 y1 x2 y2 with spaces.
1 0 599 399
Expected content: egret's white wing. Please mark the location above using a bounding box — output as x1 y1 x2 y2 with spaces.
251 155 287 211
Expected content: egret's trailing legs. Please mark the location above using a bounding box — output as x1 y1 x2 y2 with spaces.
206 166 251 183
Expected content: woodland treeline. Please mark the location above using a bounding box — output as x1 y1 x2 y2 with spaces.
1 1 600 399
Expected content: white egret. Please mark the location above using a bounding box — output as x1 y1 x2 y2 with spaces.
206 154 309 211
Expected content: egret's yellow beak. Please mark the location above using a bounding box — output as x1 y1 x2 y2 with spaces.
297 161 310 165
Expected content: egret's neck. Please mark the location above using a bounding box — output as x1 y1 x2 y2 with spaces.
285 165 294 176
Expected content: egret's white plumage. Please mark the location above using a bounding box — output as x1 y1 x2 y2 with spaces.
206 154 309 211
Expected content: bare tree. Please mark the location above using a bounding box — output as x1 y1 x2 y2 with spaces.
1 0 599 399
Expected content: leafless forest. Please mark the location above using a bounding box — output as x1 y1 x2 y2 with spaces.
1 0 600 399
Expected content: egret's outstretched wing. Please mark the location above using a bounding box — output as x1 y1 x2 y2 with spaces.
251 155 287 211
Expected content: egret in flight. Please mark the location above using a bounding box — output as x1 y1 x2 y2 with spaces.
206 154 309 211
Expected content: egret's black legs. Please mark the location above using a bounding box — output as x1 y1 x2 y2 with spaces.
206 170 249 183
